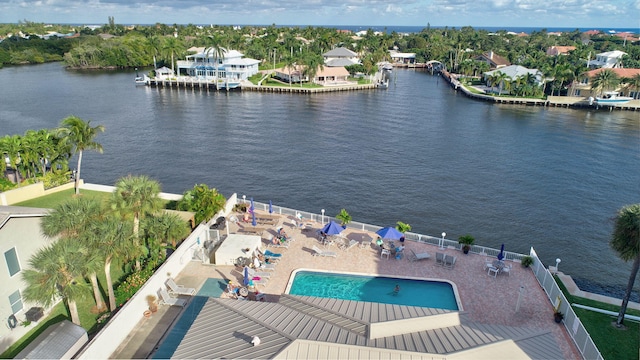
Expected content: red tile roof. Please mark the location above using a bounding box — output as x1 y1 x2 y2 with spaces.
584 68 640 78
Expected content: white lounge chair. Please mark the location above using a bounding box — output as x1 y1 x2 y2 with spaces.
409 249 431 262
166 278 196 296
245 266 271 279
312 245 337 257
158 288 186 307
435 252 445 266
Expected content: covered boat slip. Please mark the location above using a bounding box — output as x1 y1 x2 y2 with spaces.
214 234 262 265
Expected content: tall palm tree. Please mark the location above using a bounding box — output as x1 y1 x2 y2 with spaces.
0 134 24 184
623 74 640 99
110 175 163 270
41 197 107 311
56 116 105 195
22 239 91 325
93 213 135 311
610 204 640 328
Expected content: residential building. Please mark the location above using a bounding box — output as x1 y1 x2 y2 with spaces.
476 51 511 70
389 50 416 64
0 206 54 354
571 68 640 97
177 47 260 81
322 47 359 67
546 46 576 56
587 50 627 69
483 65 545 90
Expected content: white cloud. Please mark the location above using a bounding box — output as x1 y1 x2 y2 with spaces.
0 0 636 28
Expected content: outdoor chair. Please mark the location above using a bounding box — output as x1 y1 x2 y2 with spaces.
409 249 431 262
381 248 391 259
435 252 445 266
340 239 358 251
443 254 457 269
158 288 187 307
312 245 337 257
501 263 512 276
166 278 196 296
245 266 271 279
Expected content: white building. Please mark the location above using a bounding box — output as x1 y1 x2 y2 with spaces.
322 47 360 67
177 47 260 81
587 50 627 69
0 206 54 354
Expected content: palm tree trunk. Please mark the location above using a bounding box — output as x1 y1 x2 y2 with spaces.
616 255 640 327
90 272 106 311
105 258 116 311
75 150 83 195
68 299 81 325
134 214 141 271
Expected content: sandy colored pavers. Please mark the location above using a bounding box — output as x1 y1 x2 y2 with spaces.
174 214 581 359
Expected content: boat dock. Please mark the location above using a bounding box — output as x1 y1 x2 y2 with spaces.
144 77 377 93
440 70 640 111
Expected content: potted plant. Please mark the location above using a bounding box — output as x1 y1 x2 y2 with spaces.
521 255 534 268
335 208 352 227
396 221 412 234
458 234 475 254
146 294 158 313
554 310 564 323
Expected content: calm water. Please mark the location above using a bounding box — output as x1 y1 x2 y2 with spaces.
1 63 638 300
288 271 459 309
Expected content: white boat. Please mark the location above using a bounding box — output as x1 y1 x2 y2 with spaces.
134 76 146 85
592 91 633 106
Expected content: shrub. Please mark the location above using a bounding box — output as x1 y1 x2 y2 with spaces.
114 266 154 307
521 255 534 267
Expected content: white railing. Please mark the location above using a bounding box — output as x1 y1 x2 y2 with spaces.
529 248 603 360
246 197 603 359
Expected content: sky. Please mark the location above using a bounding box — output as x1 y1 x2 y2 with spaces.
0 0 639 29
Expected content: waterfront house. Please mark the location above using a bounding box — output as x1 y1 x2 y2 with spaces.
154 66 174 80
389 50 416 65
587 50 627 69
571 68 640 98
177 47 260 81
274 65 351 86
476 51 511 70
323 47 359 67
0 206 55 354
483 65 544 92
273 65 307 84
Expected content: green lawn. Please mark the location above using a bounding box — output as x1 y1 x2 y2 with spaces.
13 189 111 208
556 277 639 360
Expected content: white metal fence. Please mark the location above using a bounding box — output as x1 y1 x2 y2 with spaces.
248 198 604 360
529 248 603 360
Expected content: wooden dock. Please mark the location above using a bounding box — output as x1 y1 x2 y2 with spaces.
145 77 377 93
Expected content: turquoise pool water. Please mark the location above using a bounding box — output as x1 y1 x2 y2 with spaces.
288 271 459 310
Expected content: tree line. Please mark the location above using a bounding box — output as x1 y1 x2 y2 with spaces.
2 21 639 95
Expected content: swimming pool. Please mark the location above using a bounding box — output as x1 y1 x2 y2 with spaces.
286 270 461 310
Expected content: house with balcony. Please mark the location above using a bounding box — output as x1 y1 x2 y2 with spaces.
571 68 640 97
389 50 416 65
177 47 260 81
587 50 627 69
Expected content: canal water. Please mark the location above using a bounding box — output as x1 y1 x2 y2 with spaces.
1 63 638 300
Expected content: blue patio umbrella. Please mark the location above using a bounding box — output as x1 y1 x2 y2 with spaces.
321 221 344 235
250 197 255 212
251 211 257 227
269 200 273 214
376 226 403 240
497 244 505 261
243 266 250 286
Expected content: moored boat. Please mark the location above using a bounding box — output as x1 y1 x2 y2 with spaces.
591 91 633 106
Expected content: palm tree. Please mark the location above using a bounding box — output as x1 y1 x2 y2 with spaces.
111 175 163 270
41 197 107 311
22 238 91 325
590 69 620 96
0 134 24 184
143 212 190 268
610 204 640 328
93 213 135 311
623 74 640 99
56 116 105 195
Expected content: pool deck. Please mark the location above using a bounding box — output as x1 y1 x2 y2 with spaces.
113 213 583 359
